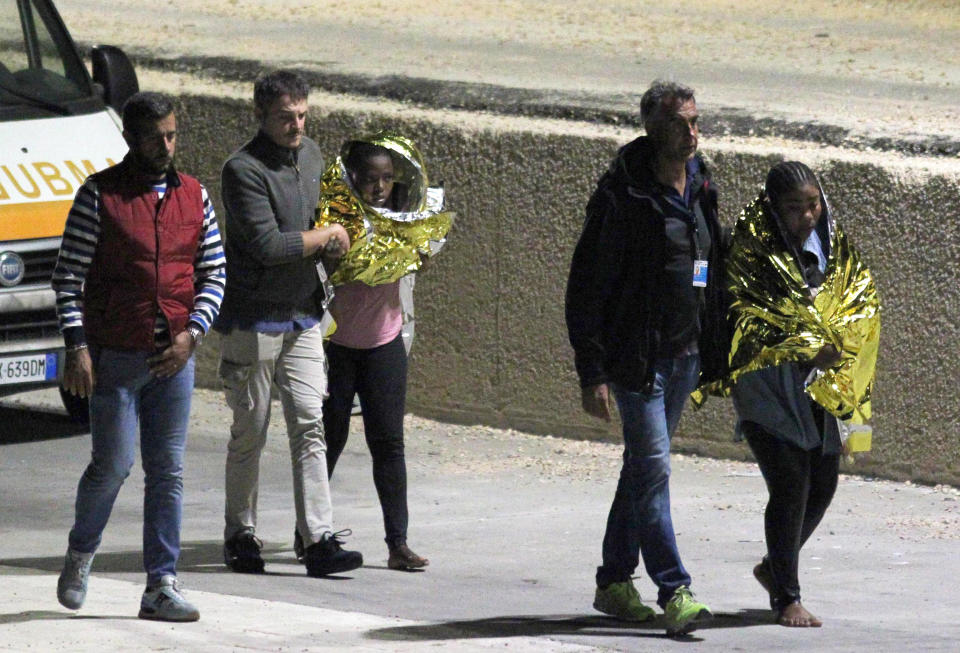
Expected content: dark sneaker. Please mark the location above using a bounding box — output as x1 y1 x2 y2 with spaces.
293 527 305 563
57 548 94 610
224 531 265 574
138 575 200 622
388 543 429 570
303 529 363 577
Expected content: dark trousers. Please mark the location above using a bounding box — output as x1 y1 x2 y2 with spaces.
323 334 408 548
744 424 839 609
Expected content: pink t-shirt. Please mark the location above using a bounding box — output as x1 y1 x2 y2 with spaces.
329 280 403 349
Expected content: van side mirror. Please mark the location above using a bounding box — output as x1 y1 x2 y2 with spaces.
91 45 139 113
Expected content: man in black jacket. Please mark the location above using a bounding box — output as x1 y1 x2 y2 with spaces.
565 80 725 636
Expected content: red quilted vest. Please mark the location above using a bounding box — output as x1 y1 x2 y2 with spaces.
83 157 203 351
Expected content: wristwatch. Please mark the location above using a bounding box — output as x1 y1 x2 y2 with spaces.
186 324 204 348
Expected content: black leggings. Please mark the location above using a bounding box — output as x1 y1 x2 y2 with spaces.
744 424 839 610
323 334 408 548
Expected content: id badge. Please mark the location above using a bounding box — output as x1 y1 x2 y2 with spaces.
692 259 708 287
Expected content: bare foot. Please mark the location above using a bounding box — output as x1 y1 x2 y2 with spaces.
778 601 823 627
753 561 774 598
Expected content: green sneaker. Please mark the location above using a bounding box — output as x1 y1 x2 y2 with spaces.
664 586 712 636
593 580 656 622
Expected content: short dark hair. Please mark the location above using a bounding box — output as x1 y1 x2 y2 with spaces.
122 92 174 136
254 70 309 113
344 142 392 174
765 161 819 208
640 79 695 129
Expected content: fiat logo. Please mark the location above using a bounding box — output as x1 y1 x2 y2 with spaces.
0 251 25 287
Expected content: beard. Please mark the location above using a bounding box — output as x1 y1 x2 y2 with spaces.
132 149 172 176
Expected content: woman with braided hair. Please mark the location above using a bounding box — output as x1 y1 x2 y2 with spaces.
720 161 880 627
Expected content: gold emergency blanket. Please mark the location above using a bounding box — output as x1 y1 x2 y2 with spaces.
315 131 454 286
694 194 880 420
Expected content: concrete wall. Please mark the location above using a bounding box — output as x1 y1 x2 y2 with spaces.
169 89 960 487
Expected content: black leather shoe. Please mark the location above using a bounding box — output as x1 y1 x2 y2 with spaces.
293 527 305 563
388 543 429 570
303 530 363 577
224 531 265 574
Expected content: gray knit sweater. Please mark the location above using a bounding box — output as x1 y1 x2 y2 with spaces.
215 131 325 328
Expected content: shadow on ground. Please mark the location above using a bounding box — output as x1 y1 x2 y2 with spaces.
366 610 773 643
0 610 139 625
0 405 88 444
0 540 357 578
1 540 233 575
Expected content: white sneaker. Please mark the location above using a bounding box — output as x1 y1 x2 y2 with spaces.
57 548 94 610
138 575 200 622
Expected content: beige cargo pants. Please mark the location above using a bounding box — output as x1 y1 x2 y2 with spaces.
220 325 334 546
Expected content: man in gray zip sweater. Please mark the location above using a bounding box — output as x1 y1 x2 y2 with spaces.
215 70 361 577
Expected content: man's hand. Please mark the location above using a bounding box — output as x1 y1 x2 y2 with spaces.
581 383 613 421
62 348 94 398
148 330 194 378
321 224 350 259
811 344 842 370
303 224 350 259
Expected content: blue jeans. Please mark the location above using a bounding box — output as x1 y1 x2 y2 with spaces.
68 347 194 585
597 354 700 608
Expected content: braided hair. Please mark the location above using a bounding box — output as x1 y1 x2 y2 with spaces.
765 161 825 286
765 161 819 209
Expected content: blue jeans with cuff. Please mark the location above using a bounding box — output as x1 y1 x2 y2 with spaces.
596 354 699 608
68 347 194 586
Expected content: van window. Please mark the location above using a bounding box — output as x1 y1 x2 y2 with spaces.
0 0 91 108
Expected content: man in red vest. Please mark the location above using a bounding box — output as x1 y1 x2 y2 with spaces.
51 92 225 622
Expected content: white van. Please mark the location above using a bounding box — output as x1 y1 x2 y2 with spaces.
1 0 138 422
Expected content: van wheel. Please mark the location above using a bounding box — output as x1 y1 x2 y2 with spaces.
59 387 90 425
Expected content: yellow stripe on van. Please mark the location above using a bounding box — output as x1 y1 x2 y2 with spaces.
0 200 72 241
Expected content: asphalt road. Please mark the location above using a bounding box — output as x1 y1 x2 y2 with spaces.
1 388 958 651
53 0 960 148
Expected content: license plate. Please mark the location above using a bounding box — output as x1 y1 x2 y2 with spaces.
0 353 58 385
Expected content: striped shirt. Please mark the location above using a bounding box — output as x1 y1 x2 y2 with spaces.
52 177 226 349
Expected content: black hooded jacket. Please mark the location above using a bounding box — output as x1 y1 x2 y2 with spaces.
565 136 729 393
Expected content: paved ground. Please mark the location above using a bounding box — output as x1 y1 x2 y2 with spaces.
54 0 960 150
1 388 958 651
4 5 957 650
